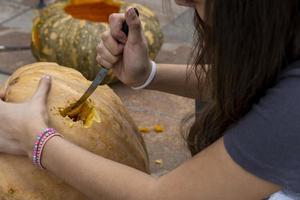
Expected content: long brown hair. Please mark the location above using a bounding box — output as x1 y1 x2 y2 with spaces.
188 0 300 155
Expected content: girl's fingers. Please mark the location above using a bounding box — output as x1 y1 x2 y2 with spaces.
0 136 26 155
96 55 113 69
32 75 52 105
100 31 124 56
98 41 121 64
108 13 127 43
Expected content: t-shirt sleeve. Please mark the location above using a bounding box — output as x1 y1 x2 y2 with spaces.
223 67 300 195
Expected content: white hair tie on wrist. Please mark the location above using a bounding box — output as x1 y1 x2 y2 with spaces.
131 60 157 90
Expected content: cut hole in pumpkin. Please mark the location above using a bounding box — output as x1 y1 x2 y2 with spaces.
59 100 101 128
64 0 121 22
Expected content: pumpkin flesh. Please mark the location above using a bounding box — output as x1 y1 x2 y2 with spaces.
59 99 101 128
64 1 121 22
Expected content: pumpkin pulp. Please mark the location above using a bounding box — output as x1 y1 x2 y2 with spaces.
59 100 101 128
64 0 121 22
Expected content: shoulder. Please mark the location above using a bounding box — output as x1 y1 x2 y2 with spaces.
277 60 300 93
253 60 300 126
223 60 300 194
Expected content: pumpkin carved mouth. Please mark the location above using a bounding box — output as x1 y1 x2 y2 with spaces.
59 100 101 128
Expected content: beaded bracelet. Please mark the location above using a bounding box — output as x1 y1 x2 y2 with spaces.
32 128 62 169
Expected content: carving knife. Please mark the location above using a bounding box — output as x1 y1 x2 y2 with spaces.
62 8 139 115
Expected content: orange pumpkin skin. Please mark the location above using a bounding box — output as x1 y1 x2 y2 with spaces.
0 62 149 200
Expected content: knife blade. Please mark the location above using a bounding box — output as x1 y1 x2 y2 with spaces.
61 68 109 116
62 8 139 116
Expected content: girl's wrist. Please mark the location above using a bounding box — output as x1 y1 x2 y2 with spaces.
25 121 48 157
32 128 62 169
131 60 156 90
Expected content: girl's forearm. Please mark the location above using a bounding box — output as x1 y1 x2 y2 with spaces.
41 135 156 200
26 122 278 200
147 64 207 99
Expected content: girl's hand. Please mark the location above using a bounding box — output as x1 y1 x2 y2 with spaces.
96 8 152 87
0 136 26 156
0 76 51 156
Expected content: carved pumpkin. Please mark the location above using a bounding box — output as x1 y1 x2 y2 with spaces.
31 0 164 83
0 62 149 199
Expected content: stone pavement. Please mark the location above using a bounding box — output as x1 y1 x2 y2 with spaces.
0 0 195 175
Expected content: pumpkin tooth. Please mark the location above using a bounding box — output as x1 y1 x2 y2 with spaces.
84 107 101 128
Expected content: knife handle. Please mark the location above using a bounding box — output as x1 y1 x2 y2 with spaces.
121 8 140 36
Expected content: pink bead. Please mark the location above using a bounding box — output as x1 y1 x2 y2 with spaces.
32 128 62 169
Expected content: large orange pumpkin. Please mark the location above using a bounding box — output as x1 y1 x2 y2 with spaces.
31 0 164 84
0 62 149 199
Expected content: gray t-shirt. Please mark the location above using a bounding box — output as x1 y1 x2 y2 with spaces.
224 60 300 196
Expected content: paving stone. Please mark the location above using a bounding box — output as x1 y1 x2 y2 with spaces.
112 84 195 119
125 0 188 28
0 26 35 74
156 42 193 64
19 0 42 7
131 110 192 175
6 0 55 7
111 82 194 174
0 0 30 24
2 9 36 33
162 9 195 43
0 73 9 85
0 25 31 46
0 50 35 75
10 0 27 4
134 101 193 174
